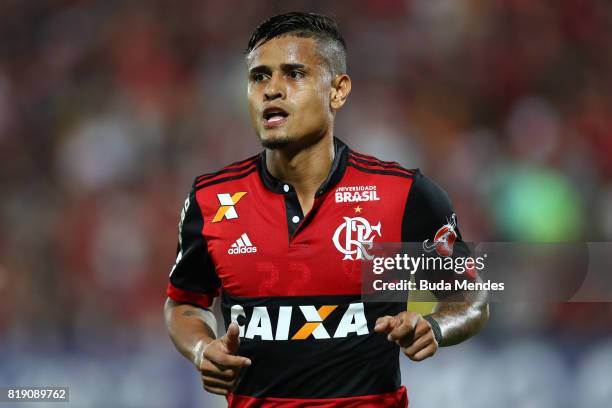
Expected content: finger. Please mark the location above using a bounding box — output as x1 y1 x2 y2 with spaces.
203 383 230 396
403 330 434 356
202 375 235 391
222 322 241 354
200 363 238 381
212 352 252 369
388 313 419 342
374 316 394 333
379 315 403 332
414 318 434 338
204 343 251 368
410 343 437 361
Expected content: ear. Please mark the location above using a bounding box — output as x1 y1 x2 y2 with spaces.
330 74 352 110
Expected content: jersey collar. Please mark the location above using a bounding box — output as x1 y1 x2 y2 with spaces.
257 137 349 197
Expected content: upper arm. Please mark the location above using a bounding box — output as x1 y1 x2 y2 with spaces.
166 180 221 309
401 170 461 244
401 171 475 299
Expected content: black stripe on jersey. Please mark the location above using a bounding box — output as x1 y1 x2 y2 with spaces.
196 156 258 185
226 154 260 168
169 185 220 296
221 292 404 399
347 162 414 179
348 154 415 174
350 150 413 167
350 150 396 163
350 150 385 159
195 165 257 190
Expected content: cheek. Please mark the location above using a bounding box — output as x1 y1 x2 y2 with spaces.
247 92 259 122
295 87 329 118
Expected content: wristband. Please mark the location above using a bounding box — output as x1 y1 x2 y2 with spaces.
424 315 443 344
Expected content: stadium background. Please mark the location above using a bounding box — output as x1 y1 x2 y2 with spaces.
1 0 611 407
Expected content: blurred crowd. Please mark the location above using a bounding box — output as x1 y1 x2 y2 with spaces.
1 0 612 406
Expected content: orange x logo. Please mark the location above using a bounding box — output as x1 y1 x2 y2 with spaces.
292 305 337 340
212 192 247 223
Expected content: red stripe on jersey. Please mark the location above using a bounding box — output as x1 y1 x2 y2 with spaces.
227 386 408 408
196 156 259 183
166 282 217 308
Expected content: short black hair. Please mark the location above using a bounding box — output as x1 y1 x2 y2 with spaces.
246 12 347 76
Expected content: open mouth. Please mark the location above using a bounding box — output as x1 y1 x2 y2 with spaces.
263 107 289 128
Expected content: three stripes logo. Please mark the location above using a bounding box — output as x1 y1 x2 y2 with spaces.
213 192 247 223
228 233 258 255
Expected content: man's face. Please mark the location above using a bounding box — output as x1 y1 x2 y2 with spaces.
246 36 333 149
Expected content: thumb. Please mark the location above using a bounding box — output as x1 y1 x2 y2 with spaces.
222 322 241 354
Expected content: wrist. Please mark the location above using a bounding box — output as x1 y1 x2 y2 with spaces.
192 337 213 367
423 315 443 345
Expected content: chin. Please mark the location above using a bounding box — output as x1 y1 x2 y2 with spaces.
259 133 294 150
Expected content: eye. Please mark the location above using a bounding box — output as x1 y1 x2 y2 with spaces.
288 70 305 79
251 73 267 82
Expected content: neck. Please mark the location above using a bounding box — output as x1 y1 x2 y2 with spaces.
266 134 335 194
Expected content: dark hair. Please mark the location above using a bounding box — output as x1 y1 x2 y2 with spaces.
246 12 347 76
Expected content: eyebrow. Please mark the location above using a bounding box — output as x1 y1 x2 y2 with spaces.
249 63 307 75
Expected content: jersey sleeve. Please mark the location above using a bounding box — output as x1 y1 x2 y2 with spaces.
166 181 220 309
401 170 475 299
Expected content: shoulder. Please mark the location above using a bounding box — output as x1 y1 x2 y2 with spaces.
192 154 260 191
406 170 452 210
346 149 417 179
401 168 458 240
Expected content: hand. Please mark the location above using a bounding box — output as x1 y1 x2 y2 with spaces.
194 322 251 395
374 311 438 362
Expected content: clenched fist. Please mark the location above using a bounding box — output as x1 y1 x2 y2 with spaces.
194 322 251 396
374 311 438 362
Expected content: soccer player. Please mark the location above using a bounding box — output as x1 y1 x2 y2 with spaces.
164 12 488 407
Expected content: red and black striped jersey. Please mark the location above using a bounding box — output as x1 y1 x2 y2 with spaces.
167 138 467 407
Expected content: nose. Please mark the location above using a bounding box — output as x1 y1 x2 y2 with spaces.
264 73 285 101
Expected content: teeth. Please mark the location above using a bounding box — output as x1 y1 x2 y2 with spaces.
267 115 285 123
264 110 286 119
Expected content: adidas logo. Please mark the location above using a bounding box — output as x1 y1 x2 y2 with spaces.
228 233 258 255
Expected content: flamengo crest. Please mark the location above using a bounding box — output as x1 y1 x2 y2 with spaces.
332 217 382 260
422 213 457 257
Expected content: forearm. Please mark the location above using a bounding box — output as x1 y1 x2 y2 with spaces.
429 296 489 347
164 297 218 365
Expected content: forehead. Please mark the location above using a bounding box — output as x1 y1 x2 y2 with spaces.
246 36 323 68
